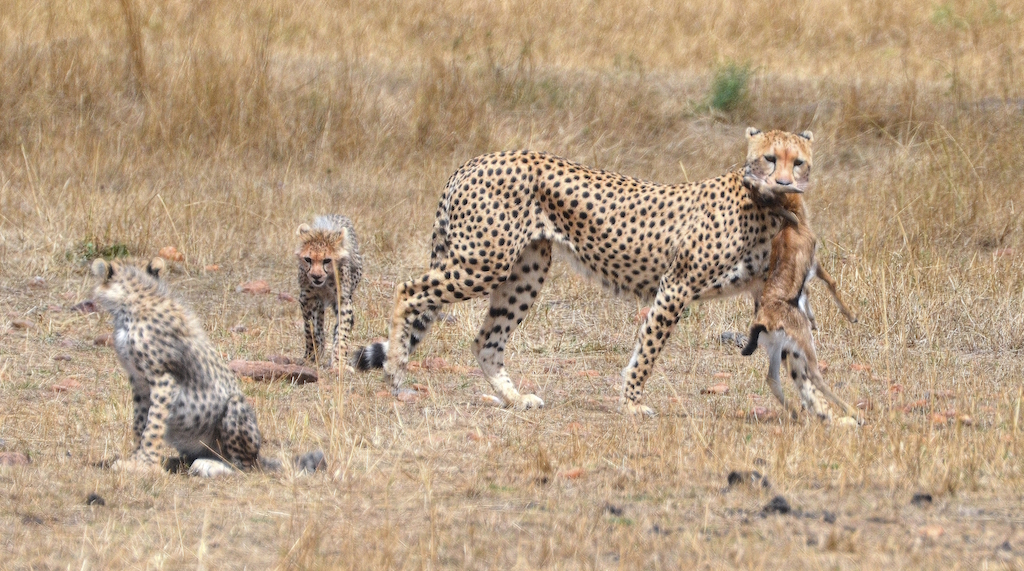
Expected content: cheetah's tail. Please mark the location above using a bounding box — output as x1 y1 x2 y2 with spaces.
351 341 388 370
740 325 766 356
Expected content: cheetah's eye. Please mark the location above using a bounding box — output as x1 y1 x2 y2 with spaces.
323 259 332 265
764 155 776 163
793 158 805 167
303 257 312 265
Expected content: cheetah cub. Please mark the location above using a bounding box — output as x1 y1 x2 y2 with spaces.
296 215 362 369
92 257 262 477
740 131 859 421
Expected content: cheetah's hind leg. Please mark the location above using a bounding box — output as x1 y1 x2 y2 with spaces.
471 240 551 410
218 394 262 470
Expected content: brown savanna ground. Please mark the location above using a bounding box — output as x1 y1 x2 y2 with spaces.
2 0 1024 568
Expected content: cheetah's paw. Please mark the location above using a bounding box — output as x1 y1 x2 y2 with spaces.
621 400 655 418
512 393 545 411
188 459 236 478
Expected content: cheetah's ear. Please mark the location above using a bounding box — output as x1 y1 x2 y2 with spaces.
146 257 166 278
798 130 814 142
746 127 762 139
91 258 114 281
296 223 312 237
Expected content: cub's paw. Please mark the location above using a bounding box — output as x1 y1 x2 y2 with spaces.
513 394 545 411
621 400 655 418
188 459 236 478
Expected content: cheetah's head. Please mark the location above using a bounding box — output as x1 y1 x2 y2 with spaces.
743 128 813 201
90 257 167 308
296 224 349 288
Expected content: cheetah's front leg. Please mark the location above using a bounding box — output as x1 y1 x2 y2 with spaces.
114 372 175 474
620 278 691 417
330 279 355 370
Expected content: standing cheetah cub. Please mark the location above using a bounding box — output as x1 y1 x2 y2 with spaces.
740 149 859 422
296 215 362 369
91 257 262 477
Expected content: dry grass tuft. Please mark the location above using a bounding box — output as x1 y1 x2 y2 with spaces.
2 0 1024 567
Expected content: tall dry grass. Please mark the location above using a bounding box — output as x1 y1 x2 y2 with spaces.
1 0 1024 568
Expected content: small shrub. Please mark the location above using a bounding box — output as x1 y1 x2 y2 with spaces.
707 62 753 113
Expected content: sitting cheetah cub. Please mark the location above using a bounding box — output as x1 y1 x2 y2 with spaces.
739 146 859 421
92 257 262 476
296 215 362 369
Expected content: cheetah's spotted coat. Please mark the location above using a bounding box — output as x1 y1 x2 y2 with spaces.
355 129 816 415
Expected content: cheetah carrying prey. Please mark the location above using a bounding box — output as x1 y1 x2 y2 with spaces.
92 257 262 477
739 172 860 422
296 215 363 369
353 129 817 416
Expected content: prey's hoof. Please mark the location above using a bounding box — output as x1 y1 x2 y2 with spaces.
512 394 545 410
188 459 236 478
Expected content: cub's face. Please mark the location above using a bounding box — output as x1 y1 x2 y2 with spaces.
296 225 347 288
744 128 814 197
90 257 166 307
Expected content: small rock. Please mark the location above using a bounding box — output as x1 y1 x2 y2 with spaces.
749 406 779 421
276 292 295 302
762 495 791 515
59 339 77 349
29 276 47 288
395 389 423 403
437 312 458 324
835 416 860 427
636 306 651 323
958 414 974 426
158 246 185 262
10 319 34 330
204 264 220 272
478 394 504 407
919 525 944 539
295 450 326 474
267 355 293 365
910 493 933 506
578 370 601 378
85 493 105 506
72 302 99 315
603 502 623 516
411 383 430 393
53 354 73 362
560 467 584 479
51 378 81 393
0 452 30 466
701 383 729 395
902 399 928 413
727 470 771 489
93 333 114 347
719 331 748 347
849 363 871 372
930 413 948 426
236 280 271 295
230 324 247 334
713 372 732 379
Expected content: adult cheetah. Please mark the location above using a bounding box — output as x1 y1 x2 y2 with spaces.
354 128 814 416
296 215 363 369
92 257 262 476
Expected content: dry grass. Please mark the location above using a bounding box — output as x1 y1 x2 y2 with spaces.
2 0 1024 568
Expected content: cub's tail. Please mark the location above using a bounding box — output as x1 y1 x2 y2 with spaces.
351 341 388 370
